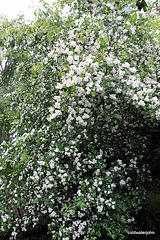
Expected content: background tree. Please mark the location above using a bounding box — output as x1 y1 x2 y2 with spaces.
0 16 30 142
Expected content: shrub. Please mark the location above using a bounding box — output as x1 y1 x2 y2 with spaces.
0 0 159 239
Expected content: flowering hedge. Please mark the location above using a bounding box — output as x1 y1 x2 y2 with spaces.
0 0 160 239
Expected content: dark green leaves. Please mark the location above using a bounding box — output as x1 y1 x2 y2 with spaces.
136 0 148 12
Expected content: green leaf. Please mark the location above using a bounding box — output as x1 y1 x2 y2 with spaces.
143 0 148 7
61 72 65 76
99 37 105 45
79 36 84 43
91 91 96 97
70 209 75 215
105 116 110 121
80 202 86 210
130 13 137 22
143 6 147 12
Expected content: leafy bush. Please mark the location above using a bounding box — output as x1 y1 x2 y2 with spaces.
0 0 160 239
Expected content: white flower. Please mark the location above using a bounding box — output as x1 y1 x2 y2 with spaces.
54 102 61 109
119 70 125 76
82 113 90 119
70 41 76 47
97 205 103 213
48 176 54 181
130 25 136 34
11 231 17 237
115 88 122 94
48 50 54 58
111 183 116 188
91 62 99 69
75 45 81 53
87 81 93 88
106 2 114 9
117 159 122 165
76 116 87 126
106 56 113 64
106 171 111 176
132 80 140 88
37 161 45 166
54 96 61 101
100 197 105 203
95 169 100 175
19 176 23 181
49 107 54 113
106 2 111 7
127 217 135 223
0 178 3 185
99 180 102 185
56 83 63 89
1 214 9 222
66 114 74 124
67 55 74 64
85 55 93 65
74 55 79 61
68 30 75 39
48 110 62 121
76 66 84 75
122 62 130 68
114 166 120 171
152 96 160 105
156 110 160 120
49 160 54 169
77 190 82 196
50 211 56 218
109 94 116 100
132 94 138 101
120 180 126 186
138 100 145 107
129 67 137 73
68 106 76 115
30 171 39 182
116 16 123 21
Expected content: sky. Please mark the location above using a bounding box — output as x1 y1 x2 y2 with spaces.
0 0 55 20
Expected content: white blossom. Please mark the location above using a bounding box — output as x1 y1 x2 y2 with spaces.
119 180 126 186
129 67 137 73
156 109 160 120
97 205 103 213
50 211 56 218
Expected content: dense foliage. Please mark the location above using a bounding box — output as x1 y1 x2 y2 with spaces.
0 0 160 239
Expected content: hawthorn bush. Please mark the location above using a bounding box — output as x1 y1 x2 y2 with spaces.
0 0 160 239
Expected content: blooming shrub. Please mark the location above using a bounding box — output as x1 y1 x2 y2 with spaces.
0 0 160 239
